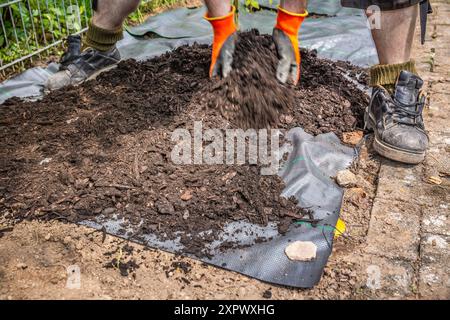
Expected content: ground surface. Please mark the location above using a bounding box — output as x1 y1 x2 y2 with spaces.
0 1 448 300
0 31 367 258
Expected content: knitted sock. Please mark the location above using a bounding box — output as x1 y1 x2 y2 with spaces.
369 60 418 93
83 19 123 52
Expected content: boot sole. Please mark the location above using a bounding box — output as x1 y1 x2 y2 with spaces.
365 108 426 164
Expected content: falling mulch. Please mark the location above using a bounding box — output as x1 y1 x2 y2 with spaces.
208 30 297 129
0 30 369 258
208 30 368 132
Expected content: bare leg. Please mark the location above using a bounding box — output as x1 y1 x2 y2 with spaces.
92 0 141 30
368 5 418 64
204 0 231 17
204 0 307 18
280 0 307 13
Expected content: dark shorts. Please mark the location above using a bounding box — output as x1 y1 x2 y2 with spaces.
341 0 422 10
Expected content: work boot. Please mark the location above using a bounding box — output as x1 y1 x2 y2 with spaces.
60 35 82 67
46 46 120 91
365 70 428 164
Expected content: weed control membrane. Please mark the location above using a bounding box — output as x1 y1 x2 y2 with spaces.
0 31 368 287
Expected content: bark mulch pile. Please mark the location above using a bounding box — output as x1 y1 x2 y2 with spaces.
0 30 368 257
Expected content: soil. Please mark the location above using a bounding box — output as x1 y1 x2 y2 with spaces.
208 30 368 131
0 138 381 300
0 31 369 258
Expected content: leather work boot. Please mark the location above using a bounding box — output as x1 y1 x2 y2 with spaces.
365 70 428 164
46 46 120 91
60 35 82 67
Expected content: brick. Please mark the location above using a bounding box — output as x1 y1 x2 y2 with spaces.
376 160 442 205
426 93 450 133
420 233 450 264
422 202 450 236
357 255 415 298
365 199 421 261
419 264 450 299
427 130 450 148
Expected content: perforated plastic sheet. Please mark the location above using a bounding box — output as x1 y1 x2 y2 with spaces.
81 128 355 288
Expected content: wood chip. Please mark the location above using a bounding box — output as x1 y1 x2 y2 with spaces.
180 189 193 201
427 176 442 185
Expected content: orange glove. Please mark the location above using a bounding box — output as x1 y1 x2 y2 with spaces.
205 6 237 78
273 6 308 85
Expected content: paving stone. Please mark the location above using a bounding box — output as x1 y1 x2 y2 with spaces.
365 199 421 261
357 255 416 298
364 1 450 299
434 6 450 26
426 95 450 132
426 140 450 170
428 130 450 146
422 201 450 236
420 233 449 264
418 263 450 299
375 160 446 205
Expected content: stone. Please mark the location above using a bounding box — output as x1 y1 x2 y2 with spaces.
359 255 415 297
365 199 421 261
262 290 272 299
342 131 364 146
194 273 202 281
180 189 193 201
16 262 27 270
102 207 116 215
285 241 317 261
155 198 175 215
336 170 357 187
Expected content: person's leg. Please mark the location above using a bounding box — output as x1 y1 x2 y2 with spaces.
367 4 418 92
204 0 230 17
280 0 307 13
85 0 141 51
92 0 141 30
369 5 417 65
341 0 428 164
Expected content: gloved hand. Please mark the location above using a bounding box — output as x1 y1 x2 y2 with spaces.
205 6 237 78
273 7 308 85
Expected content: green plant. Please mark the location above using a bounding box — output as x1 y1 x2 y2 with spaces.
0 0 195 78
233 0 272 27
245 0 260 11
0 0 92 68
126 0 185 25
